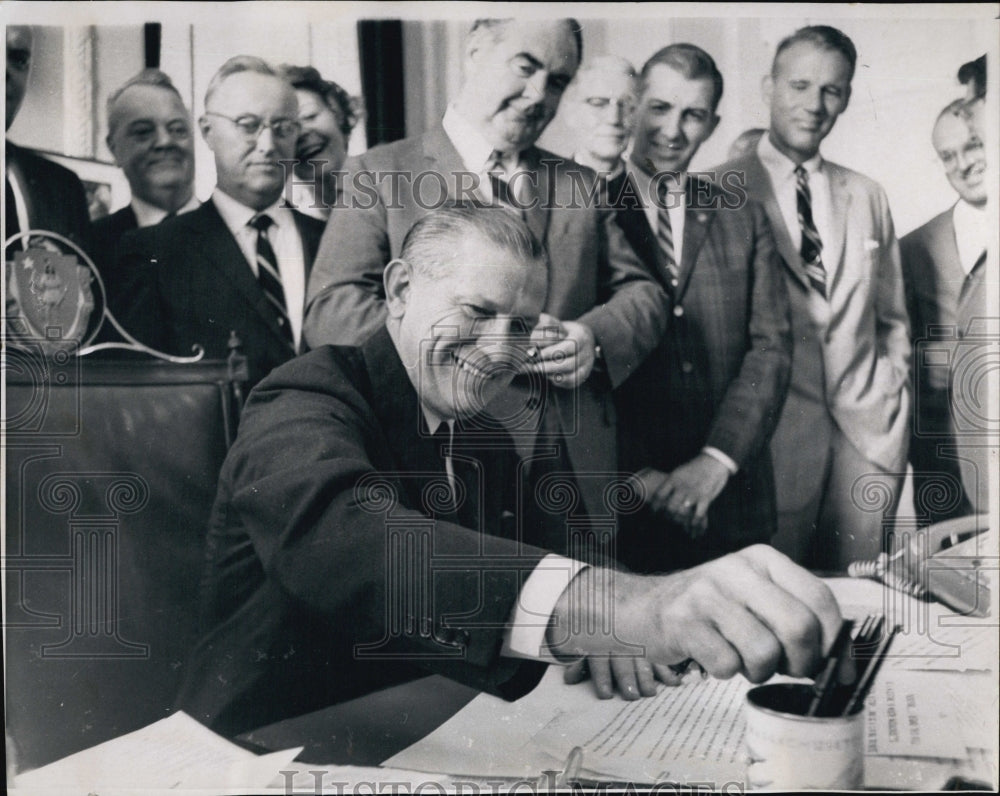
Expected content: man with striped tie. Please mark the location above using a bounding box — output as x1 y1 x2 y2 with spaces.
902 96 989 521
718 27 911 570
114 56 324 386
612 44 792 574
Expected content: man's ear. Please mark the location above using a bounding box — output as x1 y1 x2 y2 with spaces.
105 134 120 166
761 74 774 107
383 258 412 319
198 115 213 144
707 112 721 140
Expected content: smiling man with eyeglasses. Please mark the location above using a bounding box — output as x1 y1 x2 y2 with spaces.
111 56 324 387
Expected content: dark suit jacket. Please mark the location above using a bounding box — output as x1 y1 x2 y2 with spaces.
901 206 987 519
176 327 571 736
301 126 667 518
91 204 137 278
612 172 792 571
112 199 323 386
6 142 93 256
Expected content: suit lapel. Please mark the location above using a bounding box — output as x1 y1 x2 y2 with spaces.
200 200 291 347
293 210 321 280
422 126 469 198
677 178 715 299
823 163 850 283
521 147 551 244
744 154 810 291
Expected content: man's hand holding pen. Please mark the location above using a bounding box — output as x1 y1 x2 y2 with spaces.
524 312 597 389
547 545 843 698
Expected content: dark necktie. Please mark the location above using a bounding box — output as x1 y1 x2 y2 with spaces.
959 249 986 304
6 174 21 243
159 210 176 224
249 213 294 349
433 422 480 528
656 179 680 292
487 151 522 217
796 165 827 298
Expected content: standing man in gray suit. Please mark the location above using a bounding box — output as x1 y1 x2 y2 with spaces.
303 19 667 519
718 26 911 570
902 96 989 521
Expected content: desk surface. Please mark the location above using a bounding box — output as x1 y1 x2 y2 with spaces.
240 676 479 766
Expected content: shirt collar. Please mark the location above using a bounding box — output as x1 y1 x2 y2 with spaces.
626 156 687 199
757 133 823 179
573 154 625 182
421 404 452 437
442 105 519 173
130 193 200 227
211 187 293 236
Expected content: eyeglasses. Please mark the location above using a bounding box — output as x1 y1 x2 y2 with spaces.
204 112 301 141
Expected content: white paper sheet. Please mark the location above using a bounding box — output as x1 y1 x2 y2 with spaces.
13 711 302 793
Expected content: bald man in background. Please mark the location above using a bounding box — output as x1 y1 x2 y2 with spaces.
902 97 990 521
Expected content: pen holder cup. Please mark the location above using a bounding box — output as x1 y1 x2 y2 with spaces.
745 683 864 791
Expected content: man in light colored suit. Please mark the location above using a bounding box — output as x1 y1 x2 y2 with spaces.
303 19 668 518
718 26 911 570
902 97 989 521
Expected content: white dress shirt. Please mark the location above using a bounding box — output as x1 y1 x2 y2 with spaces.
211 187 307 349
757 134 834 275
131 193 200 228
952 198 988 275
441 106 528 203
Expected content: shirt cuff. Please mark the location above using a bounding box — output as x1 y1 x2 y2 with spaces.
701 446 739 475
502 554 588 662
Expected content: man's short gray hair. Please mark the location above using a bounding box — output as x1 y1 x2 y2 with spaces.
400 203 548 285
204 55 278 108
106 68 185 137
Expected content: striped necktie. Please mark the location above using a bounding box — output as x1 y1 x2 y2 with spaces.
249 213 294 349
487 151 521 215
796 165 827 298
656 178 680 292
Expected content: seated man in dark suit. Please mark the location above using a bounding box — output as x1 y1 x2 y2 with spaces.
613 44 791 572
114 56 323 385
303 18 669 521
176 203 842 737
5 25 92 255
93 68 199 271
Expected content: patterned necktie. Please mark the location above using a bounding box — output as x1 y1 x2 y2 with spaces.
487 151 520 215
796 165 827 298
656 179 680 292
249 213 294 349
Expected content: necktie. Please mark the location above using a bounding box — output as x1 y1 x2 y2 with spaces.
959 249 986 305
249 213 294 349
6 175 21 243
433 422 480 527
487 151 521 216
656 179 680 292
159 210 177 224
796 165 827 298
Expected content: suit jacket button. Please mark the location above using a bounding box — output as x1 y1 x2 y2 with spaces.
673 305 684 317
681 361 694 374
277 317 285 326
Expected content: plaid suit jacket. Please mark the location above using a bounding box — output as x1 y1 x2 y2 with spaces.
612 172 792 570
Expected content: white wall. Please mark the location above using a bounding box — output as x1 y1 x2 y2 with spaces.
5 3 996 235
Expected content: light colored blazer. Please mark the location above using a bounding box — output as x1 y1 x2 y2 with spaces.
720 152 911 486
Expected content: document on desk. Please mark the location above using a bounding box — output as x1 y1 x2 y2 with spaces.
13 711 303 793
535 673 750 783
388 577 996 788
